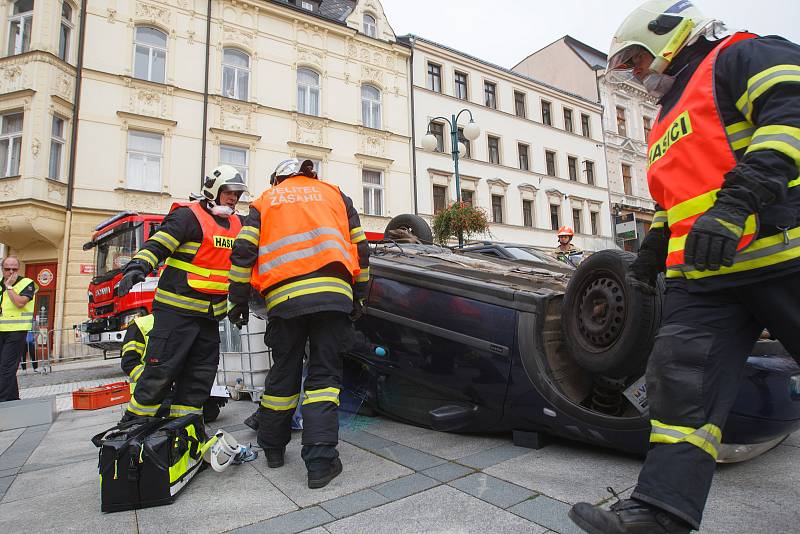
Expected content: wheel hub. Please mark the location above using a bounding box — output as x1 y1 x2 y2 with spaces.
576 276 625 348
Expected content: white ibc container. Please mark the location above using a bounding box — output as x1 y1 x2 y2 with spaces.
217 314 272 395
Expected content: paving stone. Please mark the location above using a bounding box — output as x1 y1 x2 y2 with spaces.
325 485 545 534
2 458 96 503
509 495 584 534
320 488 389 519
251 441 412 508
376 444 446 471
0 476 12 499
373 473 439 501
229 506 334 534
700 443 800 534
0 468 18 478
421 461 475 483
21 451 97 473
485 444 641 504
456 443 530 469
0 428 24 456
362 419 509 460
0 427 48 470
340 429 395 451
0 481 137 533
299 528 330 534
26 421 111 466
784 431 799 448
449 472 535 509
137 463 296 534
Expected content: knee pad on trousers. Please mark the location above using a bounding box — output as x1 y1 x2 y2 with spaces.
647 324 713 427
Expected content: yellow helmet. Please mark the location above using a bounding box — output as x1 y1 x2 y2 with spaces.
608 1 721 81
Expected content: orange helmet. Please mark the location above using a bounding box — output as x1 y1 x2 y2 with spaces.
557 226 575 237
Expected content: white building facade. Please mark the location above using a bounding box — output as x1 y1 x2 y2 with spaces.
0 0 412 332
407 36 616 251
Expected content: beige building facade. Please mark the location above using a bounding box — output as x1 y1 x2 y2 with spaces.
410 35 616 251
0 0 412 335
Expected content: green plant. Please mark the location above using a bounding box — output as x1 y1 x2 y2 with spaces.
432 201 490 245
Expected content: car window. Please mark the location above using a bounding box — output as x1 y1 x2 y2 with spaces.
506 246 564 266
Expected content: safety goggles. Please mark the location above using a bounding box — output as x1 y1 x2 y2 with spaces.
606 45 654 85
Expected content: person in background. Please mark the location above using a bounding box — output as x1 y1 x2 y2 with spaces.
0 256 38 401
20 328 37 372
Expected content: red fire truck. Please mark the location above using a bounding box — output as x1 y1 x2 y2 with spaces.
81 211 164 351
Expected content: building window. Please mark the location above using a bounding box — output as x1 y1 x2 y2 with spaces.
568 156 578 181
581 113 591 138
429 122 445 152
49 116 65 181
622 164 633 195
541 101 552 126
518 143 529 171
220 144 248 184
363 13 377 38
572 208 583 234
454 71 468 100
300 1 314 11
487 135 500 164
484 81 497 109
222 48 250 101
514 91 526 118
616 106 627 137
491 195 503 223
427 62 441 92
550 204 560 230
457 127 471 158
584 160 595 185
433 185 447 214
643 116 652 141
362 169 383 215
522 200 533 227
59 2 73 61
361 84 381 129
461 189 473 206
0 112 23 178
126 130 162 192
297 68 320 116
563 108 573 133
545 150 556 176
7 0 33 56
133 27 167 83
590 211 599 235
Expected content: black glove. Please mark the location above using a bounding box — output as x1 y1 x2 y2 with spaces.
116 269 146 296
684 202 750 271
627 226 669 294
349 298 364 322
228 301 249 329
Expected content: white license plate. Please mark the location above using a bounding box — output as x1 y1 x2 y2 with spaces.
89 334 100 342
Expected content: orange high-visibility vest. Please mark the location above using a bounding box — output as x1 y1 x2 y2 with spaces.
647 32 758 271
165 202 242 295
250 176 359 292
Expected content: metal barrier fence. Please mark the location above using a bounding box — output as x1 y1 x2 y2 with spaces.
16 326 118 375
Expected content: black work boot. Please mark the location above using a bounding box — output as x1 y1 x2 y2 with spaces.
265 448 285 468
244 410 260 431
569 498 692 534
307 457 343 489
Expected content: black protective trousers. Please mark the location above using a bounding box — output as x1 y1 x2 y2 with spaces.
126 309 220 418
257 311 352 467
631 274 800 528
0 330 26 401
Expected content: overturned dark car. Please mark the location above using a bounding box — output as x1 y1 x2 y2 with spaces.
335 230 800 463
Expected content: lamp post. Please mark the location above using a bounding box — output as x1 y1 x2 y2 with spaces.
421 109 480 246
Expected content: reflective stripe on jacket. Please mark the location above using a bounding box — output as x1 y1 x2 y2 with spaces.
250 176 359 292
0 277 37 332
648 32 800 279
121 314 155 393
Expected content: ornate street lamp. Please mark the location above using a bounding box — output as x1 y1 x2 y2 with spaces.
421 109 480 246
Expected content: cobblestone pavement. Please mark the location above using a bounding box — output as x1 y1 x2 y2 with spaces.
1 397 798 533
17 359 125 389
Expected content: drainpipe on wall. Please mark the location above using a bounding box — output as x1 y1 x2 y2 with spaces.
200 0 212 186
408 36 418 215
55 0 88 342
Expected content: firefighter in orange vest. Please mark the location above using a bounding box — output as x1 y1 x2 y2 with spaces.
117 165 245 421
227 158 370 489
569 2 800 533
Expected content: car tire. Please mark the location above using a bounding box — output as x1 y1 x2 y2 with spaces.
384 214 433 244
561 249 663 378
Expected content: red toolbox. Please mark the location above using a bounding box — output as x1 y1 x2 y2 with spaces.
72 381 131 410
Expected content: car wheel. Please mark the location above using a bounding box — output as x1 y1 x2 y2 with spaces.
561 249 663 378
384 214 433 244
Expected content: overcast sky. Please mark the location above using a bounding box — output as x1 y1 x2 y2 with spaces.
380 0 800 68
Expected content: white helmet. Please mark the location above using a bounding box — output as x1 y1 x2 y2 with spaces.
203 164 247 203
608 1 723 82
202 430 257 472
271 158 300 184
